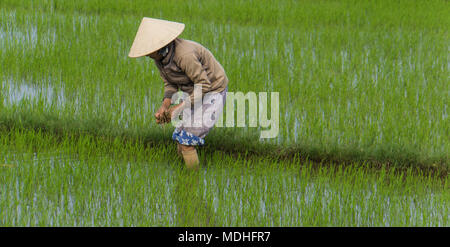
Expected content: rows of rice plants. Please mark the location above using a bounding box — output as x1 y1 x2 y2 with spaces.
0 0 448 168
0 0 448 226
0 129 448 226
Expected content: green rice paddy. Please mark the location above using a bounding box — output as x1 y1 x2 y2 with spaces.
0 0 449 226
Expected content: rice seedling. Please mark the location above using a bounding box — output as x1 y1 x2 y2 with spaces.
0 129 448 226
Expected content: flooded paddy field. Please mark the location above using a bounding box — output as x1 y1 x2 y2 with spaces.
0 130 448 226
0 0 448 226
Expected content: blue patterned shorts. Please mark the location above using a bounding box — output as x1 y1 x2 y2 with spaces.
172 87 227 146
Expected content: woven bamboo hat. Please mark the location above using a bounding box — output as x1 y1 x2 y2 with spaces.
128 17 185 58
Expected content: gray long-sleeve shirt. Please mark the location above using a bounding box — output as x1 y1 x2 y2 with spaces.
155 38 228 104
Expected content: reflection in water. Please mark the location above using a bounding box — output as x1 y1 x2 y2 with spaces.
1 78 159 128
1 78 66 107
0 24 38 48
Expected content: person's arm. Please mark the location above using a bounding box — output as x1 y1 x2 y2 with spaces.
166 53 211 120
177 53 212 106
167 52 214 121
155 97 172 123
155 77 178 123
163 78 179 101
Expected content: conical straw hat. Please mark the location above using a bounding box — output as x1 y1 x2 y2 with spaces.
128 17 185 58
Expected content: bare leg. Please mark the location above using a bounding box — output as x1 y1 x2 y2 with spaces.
180 144 199 170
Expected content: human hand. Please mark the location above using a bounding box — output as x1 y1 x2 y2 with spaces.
155 104 169 124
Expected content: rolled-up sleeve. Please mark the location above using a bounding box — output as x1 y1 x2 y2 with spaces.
177 53 212 104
